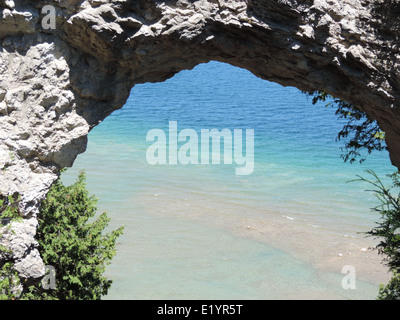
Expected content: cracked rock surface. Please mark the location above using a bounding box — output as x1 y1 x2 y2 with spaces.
0 0 399 282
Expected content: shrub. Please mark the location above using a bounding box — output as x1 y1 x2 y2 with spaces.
357 170 400 299
22 170 124 300
0 262 21 300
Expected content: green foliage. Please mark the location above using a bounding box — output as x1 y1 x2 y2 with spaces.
22 170 124 300
307 90 386 164
0 193 22 300
356 170 400 300
0 262 20 300
0 194 21 222
378 273 400 300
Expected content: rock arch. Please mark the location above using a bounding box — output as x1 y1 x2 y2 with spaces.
0 0 399 281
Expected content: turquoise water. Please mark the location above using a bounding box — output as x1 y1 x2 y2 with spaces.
62 61 395 299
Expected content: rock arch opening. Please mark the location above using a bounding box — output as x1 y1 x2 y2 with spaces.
61 61 392 299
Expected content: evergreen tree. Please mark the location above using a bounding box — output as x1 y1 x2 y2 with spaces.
22 170 124 300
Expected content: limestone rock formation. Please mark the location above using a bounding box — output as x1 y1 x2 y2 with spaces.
0 0 399 283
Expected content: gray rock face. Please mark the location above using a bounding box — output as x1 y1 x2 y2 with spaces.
0 0 399 282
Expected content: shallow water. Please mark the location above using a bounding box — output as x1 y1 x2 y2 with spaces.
62 61 395 299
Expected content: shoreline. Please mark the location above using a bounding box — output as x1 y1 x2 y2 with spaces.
133 188 391 296
229 213 391 287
